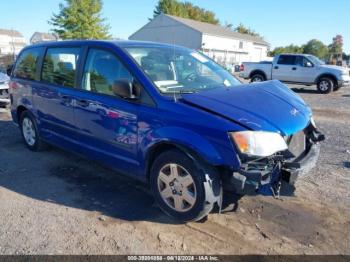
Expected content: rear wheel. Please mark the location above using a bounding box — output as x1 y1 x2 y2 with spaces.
20 111 46 151
251 73 265 83
150 150 221 222
317 77 334 94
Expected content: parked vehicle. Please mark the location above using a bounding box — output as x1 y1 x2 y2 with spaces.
239 54 350 93
0 72 10 107
10 41 324 222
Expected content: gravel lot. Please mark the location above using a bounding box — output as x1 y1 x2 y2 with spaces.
0 83 349 255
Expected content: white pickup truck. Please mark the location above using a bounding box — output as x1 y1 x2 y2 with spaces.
239 54 350 93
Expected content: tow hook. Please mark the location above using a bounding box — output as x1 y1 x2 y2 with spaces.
203 174 223 213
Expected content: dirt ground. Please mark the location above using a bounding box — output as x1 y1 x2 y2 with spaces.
0 84 349 255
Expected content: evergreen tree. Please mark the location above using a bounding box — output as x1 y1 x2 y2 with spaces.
234 23 261 37
49 0 111 40
153 0 219 25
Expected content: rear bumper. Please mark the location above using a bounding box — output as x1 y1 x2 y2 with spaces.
239 72 249 79
225 127 324 194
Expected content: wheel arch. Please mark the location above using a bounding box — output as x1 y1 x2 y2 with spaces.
315 73 338 87
249 70 267 80
16 105 28 124
144 141 220 183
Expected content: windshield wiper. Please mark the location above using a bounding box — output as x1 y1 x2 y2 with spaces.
162 89 198 94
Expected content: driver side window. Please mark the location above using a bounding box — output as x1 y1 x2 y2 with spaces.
82 49 133 96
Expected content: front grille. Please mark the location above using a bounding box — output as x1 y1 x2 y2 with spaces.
287 130 306 159
0 88 9 98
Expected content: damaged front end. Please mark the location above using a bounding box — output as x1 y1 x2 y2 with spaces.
225 122 325 196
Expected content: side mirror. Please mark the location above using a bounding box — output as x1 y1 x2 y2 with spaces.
305 61 313 67
112 79 139 100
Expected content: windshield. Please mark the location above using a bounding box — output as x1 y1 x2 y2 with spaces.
124 46 241 94
306 55 325 65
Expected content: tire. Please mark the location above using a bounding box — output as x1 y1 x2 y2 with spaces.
333 85 341 91
20 111 46 151
150 149 221 222
250 73 265 83
317 77 334 94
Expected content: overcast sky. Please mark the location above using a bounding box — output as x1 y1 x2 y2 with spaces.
1 0 349 53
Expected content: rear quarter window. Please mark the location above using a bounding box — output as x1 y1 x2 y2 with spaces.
41 47 80 88
13 47 44 80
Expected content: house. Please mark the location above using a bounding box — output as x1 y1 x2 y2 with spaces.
0 29 26 56
30 32 59 45
129 14 269 65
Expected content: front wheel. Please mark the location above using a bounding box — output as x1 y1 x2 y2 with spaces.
150 150 221 222
317 77 334 94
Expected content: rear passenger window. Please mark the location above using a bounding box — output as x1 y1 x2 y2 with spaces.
42 47 80 88
82 49 133 95
13 48 43 80
277 55 296 65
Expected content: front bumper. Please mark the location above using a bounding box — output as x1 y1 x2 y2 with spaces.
226 125 324 195
338 75 350 87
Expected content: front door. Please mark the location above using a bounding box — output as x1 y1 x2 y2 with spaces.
293 56 317 83
74 48 139 173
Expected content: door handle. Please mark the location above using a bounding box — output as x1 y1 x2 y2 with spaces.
274 66 279 69
77 99 90 107
59 94 71 103
292 67 297 70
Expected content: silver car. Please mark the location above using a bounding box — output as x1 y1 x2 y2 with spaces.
0 72 10 107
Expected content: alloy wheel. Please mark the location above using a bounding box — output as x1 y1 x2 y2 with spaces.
252 76 263 82
157 163 197 212
22 117 36 146
319 80 330 91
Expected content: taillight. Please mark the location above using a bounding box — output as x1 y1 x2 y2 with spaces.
240 64 244 72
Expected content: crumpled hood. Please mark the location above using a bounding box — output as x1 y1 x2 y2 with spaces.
181 80 312 136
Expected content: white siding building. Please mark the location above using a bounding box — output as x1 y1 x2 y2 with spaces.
0 29 26 56
30 32 59 45
129 14 269 65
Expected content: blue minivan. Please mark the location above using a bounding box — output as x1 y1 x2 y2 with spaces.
10 40 324 221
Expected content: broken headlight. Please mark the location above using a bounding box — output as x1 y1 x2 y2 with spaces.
230 131 288 157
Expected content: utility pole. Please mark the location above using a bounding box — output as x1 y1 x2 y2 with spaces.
10 28 16 62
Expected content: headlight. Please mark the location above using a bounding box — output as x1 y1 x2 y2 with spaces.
230 131 288 157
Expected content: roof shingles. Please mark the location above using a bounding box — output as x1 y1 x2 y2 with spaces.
0 29 23 37
165 14 269 46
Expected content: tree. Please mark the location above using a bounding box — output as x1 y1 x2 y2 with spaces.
49 0 111 40
329 35 343 63
303 39 329 60
269 44 304 56
153 0 219 25
234 23 261 37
